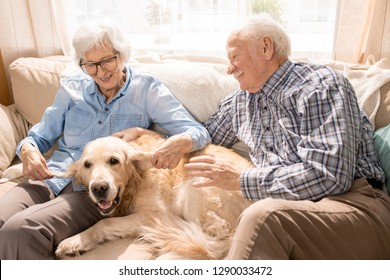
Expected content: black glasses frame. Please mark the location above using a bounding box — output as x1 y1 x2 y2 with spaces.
79 53 119 75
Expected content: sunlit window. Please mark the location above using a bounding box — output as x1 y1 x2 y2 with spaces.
67 0 338 60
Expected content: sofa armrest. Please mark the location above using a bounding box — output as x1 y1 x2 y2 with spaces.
0 104 29 177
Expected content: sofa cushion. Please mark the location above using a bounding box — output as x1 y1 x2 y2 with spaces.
8 56 71 125
325 58 390 130
374 123 390 194
129 57 238 122
376 82 390 130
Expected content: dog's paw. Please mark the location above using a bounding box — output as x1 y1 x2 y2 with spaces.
55 234 90 258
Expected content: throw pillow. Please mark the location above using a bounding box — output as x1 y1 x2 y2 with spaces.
8 56 70 125
131 60 238 122
373 123 390 194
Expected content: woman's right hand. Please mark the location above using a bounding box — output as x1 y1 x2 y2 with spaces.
20 143 53 180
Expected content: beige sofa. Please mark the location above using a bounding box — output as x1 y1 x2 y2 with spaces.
1 54 390 259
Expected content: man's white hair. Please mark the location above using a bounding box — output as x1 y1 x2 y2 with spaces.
230 13 291 59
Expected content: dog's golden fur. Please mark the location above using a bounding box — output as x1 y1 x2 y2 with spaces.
55 134 253 259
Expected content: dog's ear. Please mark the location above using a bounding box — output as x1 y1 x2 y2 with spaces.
52 160 86 187
128 151 154 170
51 160 81 179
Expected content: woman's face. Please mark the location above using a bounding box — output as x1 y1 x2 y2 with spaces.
82 44 125 96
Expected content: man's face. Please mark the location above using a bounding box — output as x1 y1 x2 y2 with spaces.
226 35 263 93
226 34 275 93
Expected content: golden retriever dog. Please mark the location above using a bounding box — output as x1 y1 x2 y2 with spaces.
55 134 253 259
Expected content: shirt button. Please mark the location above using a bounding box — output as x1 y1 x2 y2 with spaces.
104 108 109 112
265 126 270 131
269 147 274 152
98 120 102 125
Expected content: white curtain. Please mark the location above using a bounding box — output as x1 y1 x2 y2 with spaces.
0 0 72 99
2 0 390 100
50 0 74 57
333 0 390 63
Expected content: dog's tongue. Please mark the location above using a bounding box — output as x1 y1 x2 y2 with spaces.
98 200 113 210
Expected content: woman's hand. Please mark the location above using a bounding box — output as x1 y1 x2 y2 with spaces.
20 143 53 181
184 155 241 190
113 128 193 170
152 133 193 169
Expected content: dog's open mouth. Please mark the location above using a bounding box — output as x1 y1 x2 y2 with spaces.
97 189 121 214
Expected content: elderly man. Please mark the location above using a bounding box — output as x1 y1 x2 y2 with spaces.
185 14 390 259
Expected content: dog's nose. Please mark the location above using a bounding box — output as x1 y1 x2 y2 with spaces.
91 182 109 198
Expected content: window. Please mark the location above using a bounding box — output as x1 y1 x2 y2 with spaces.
67 0 338 60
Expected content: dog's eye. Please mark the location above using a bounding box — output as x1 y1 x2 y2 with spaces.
84 161 91 168
109 157 119 165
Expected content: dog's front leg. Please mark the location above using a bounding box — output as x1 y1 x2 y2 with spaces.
55 213 150 258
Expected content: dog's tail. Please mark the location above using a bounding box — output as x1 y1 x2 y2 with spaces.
137 214 232 260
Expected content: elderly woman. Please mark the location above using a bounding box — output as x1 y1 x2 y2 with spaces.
0 19 210 259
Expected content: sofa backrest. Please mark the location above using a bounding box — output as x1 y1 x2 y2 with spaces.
8 55 390 130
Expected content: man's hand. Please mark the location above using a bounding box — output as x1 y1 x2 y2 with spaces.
20 143 53 181
184 155 241 190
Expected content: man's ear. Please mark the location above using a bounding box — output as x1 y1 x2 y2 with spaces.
261 35 274 60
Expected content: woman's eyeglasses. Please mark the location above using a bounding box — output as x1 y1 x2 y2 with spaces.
79 53 119 75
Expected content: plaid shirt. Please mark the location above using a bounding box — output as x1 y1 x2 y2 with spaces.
204 60 384 201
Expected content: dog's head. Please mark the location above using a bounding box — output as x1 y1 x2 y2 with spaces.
59 136 153 216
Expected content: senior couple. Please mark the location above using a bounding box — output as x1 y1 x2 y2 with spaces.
0 14 389 260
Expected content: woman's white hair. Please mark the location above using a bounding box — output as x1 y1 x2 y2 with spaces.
232 13 291 59
72 18 132 65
